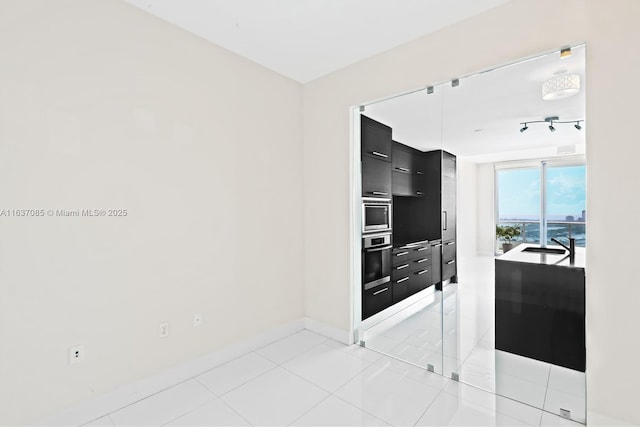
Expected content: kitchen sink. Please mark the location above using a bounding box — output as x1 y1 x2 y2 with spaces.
522 247 566 255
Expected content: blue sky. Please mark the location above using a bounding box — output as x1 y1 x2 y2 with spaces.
498 165 586 220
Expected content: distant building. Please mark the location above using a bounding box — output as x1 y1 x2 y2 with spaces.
566 215 575 222
582 210 586 221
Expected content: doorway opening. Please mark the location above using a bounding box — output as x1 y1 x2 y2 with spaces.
350 45 587 424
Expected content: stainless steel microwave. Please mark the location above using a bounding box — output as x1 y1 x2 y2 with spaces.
362 198 392 234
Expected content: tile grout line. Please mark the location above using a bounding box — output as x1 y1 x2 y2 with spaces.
203 355 280 398
158 392 219 427
87 330 321 426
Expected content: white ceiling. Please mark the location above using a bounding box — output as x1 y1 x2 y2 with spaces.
121 0 585 164
122 0 512 83
363 46 586 163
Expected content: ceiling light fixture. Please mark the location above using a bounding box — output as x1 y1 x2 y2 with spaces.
542 74 580 101
518 117 583 133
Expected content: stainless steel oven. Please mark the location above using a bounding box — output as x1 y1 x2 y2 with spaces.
362 232 392 290
362 198 391 234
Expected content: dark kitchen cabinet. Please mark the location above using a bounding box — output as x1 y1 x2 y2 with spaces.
361 115 392 161
362 282 393 320
442 240 457 282
495 256 585 371
391 242 434 303
392 276 410 303
423 150 457 285
362 116 392 198
431 240 442 290
392 142 426 197
362 156 392 198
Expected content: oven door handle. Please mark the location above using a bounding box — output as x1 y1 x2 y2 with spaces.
365 245 393 252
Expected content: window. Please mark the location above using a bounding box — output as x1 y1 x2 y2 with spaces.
545 164 586 247
496 168 540 244
496 161 586 250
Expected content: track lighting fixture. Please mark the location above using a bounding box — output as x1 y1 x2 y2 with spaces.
518 117 583 133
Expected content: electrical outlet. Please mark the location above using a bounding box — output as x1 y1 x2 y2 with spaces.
193 313 202 327
69 345 84 365
159 321 169 338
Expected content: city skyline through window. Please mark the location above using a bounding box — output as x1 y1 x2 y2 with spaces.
497 163 586 248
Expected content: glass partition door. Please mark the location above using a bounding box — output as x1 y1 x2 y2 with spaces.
356 85 446 376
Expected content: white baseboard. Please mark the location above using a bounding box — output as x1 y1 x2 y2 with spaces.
35 319 306 427
303 317 351 344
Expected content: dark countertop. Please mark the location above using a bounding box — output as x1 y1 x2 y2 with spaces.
497 243 585 269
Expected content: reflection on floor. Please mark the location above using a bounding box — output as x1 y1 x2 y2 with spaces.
44 329 582 427
363 255 586 424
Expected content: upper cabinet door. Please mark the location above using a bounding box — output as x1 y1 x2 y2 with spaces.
362 156 392 198
361 115 392 161
392 144 412 173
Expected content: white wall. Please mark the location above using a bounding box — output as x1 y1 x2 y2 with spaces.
0 1 304 424
476 163 496 255
584 1 640 424
303 0 640 424
456 159 478 261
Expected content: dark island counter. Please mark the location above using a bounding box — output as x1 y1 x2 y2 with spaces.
495 244 585 371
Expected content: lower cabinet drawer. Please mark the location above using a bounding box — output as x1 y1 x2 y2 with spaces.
362 283 393 319
392 261 412 276
443 258 456 281
392 249 411 266
443 240 456 260
410 256 431 272
410 268 432 294
392 276 410 303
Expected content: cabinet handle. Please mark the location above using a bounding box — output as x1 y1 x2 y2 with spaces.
446 260 456 265
372 151 388 159
417 269 429 275
395 167 410 172
417 258 429 263
416 191 423 195
366 245 393 252
396 277 409 283
396 251 409 256
373 287 389 295
433 243 442 248
443 211 447 231
372 191 388 196
446 241 455 246
417 247 429 251
416 171 424 175
396 264 409 270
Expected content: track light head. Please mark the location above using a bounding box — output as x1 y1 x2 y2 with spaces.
575 121 582 130
520 123 528 133
549 123 556 132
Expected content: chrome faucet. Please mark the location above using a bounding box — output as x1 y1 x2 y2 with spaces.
551 237 575 264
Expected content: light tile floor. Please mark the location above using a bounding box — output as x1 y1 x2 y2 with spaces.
363 255 586 425
78 329 582 427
